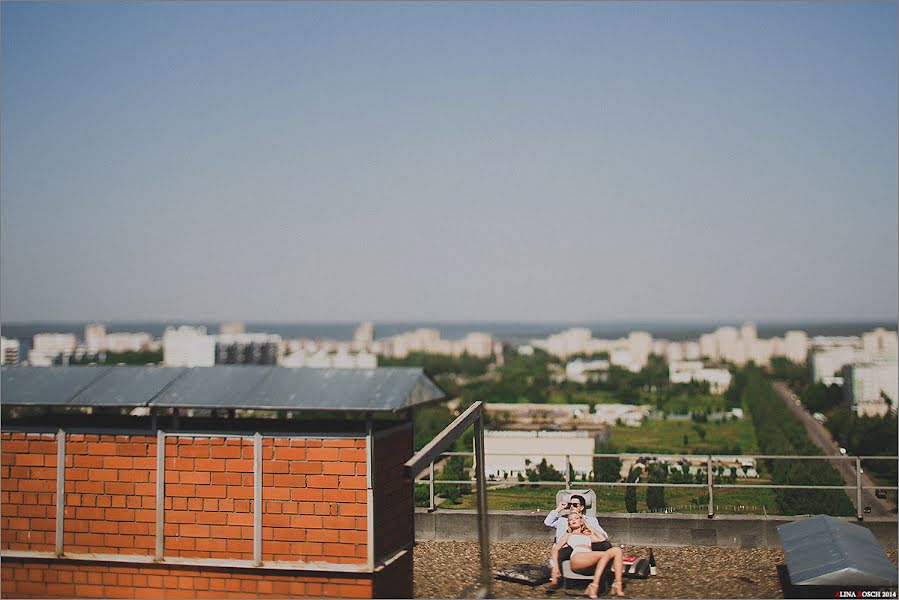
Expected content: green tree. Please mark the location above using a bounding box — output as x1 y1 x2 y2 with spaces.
593 442 623 483
645 464 666 512
624 467 640 513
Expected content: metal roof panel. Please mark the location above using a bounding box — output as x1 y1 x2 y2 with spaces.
3 365 445 413
72 366 187 407
150 366 274 408
1 366 112 406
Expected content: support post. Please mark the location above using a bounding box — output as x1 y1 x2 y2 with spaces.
253 433 262 566
473 415 491 598
55 429 65 557
428 460 436 512
366 420 375 570
155 430 165 560
564 454 571 490
707 455 714 519
855 456 863 521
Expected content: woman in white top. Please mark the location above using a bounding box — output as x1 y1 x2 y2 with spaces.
551 512 625 598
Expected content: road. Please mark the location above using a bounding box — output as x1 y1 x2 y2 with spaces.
771 381 894 518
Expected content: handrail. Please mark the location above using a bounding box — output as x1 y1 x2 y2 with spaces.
437 451 899 460
404 402 492 598
416 450 898 520
405 402 484 477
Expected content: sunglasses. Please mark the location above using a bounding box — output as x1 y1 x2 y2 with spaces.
567 502 582 507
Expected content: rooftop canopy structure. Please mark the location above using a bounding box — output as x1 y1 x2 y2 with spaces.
0 365 444 412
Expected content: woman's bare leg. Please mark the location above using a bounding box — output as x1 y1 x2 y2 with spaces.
570 551 611 586
608 547 625 597
571 551 611 599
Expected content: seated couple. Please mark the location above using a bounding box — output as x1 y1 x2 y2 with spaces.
545 494 625 598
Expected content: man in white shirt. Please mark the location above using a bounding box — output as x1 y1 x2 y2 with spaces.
545 494 608 543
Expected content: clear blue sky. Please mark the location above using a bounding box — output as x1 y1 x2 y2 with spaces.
2 2 896 322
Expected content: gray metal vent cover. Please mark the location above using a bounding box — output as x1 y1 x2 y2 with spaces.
777 514 898 586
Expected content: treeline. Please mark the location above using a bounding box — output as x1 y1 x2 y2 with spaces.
577 355 669 404
738 367 854 516
69 350 163 365
378 352 492 377
826 406 897 485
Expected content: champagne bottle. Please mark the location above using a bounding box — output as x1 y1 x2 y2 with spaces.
648 548 657 576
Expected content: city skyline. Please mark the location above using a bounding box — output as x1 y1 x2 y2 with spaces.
2 2 897 323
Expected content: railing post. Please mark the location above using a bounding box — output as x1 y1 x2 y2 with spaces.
707 455 714 519
428 460 436 512
253 432 262 566
155 430 165 561
473 412 491 598
56 429 65 557
564 454 571 490
855 456 863 521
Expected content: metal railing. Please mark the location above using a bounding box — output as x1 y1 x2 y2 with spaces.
415 451 899 520
404 401 492 598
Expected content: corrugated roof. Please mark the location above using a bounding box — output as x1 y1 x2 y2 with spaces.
0 366 112 406
777 514 898 586
1 365 445 412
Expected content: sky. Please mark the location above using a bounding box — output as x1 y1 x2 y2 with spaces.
1 2 897 323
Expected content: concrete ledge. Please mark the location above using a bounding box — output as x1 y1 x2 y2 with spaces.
415 510 899 549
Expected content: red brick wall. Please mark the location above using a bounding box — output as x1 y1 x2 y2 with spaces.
164 436 254 561
261 437 368 565
0 558 374 599
64 434 157 555
1 433 58 552
1 428 415 598
372 425 414 562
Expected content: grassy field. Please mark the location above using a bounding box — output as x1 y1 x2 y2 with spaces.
654 393 727 414
608 418 758 453
433 483 778 515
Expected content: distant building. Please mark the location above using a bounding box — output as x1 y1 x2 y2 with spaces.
784 330 809 364
84 323 106 354
812 347 864 383
215 333 282 365
280 349 377 369
842 356 898 417
105 332 154 353
219 321 246 335
669 361 732 394
483 430 599 479
162 326 215 367
862 328 899 356
463 332 494 358
31 333 77 365
698 334 718 361
1 337 20 365
354 322 375 346
565 358 609 383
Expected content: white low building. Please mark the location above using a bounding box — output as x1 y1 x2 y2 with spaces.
32 333 77 359
565 358 609 383
162 326 215 367
593 404 651 427
669 361 732 394
280 350 377 369
105 332 154 353
483 430 597 479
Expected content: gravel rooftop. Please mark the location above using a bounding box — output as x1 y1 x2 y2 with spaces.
413 541 899 599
